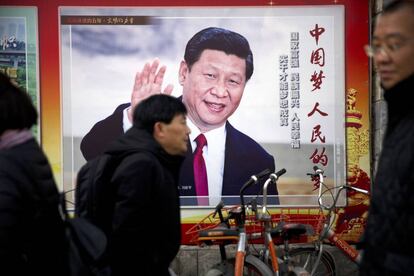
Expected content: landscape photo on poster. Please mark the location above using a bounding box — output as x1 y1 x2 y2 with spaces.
0 7 39 139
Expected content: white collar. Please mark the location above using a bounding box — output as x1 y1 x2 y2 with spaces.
186 119 226 152
123 107 133 132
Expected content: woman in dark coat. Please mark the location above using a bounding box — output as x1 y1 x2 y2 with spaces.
0 73 68 275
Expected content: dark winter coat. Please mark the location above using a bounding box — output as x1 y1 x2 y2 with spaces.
105 126 184 276
360 74 414 275
0 139 68 276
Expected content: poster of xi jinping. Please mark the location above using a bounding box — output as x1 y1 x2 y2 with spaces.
60 6 351 209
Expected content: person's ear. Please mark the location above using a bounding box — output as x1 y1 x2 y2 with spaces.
179 60 188 85
153 122 165 139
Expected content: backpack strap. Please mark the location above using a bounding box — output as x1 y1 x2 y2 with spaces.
74 155 105 219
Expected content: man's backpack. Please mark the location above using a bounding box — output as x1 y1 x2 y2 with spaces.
69 153 129 276
75 154 121 235
59 194 110 276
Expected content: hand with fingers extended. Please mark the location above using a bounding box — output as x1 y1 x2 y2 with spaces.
127 58 174 122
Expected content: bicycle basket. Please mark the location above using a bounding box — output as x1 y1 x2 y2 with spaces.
270 208 326 243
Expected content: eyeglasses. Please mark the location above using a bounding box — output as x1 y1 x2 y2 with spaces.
364 36 413 57
364 44 401 57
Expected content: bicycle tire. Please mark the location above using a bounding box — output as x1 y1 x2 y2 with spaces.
288 247 336 276
205 268 226 276
205 254 273 276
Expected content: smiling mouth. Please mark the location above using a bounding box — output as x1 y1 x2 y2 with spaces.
205 101 225 112
379 70 394 78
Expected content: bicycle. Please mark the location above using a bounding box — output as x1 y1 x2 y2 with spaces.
252 170 336 276
304 166 370 275
190 169 272 275
187 168 335 275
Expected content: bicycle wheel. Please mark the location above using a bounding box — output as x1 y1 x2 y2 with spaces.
206 254 273 276
242 254 274 276
288 247 336 276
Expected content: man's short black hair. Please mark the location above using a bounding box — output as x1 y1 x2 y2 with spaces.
133 94 187 134
383 0 414 13
0 72 37 136
184 27 254 81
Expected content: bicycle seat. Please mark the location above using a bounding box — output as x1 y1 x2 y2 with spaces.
198 222 239 244
271 222 314 240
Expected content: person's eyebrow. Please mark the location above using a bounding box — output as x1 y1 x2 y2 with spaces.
373 33 407 41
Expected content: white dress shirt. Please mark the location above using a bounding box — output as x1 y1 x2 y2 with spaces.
187 119 226 206
123 107 132 132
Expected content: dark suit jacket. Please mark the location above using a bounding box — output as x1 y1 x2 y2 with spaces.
80 103 278 205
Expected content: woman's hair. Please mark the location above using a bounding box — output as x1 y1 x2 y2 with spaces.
0 72 38 135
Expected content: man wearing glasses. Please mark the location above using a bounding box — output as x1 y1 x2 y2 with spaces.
360 1 414 275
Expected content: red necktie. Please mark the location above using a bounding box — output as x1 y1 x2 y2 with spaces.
193 134 209 206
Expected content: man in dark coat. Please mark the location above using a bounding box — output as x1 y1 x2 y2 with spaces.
81 27 277 205
360 1 414 275
106 94 190 275
0 73 68 275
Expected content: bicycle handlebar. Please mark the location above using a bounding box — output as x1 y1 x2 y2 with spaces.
262 168 287 214
345 185 370 195
310 166 369 210
212 168 284 229
213 200 226 223
240 168 272 195
239 168 272 222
